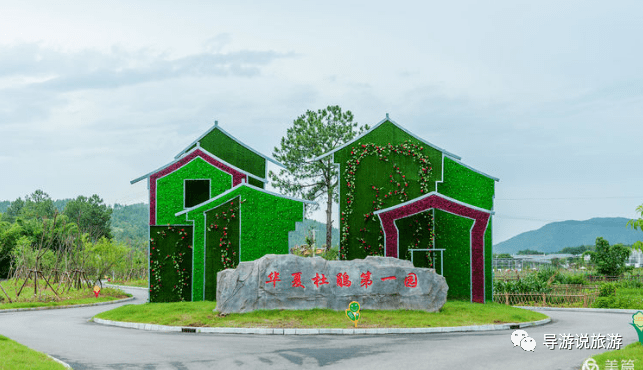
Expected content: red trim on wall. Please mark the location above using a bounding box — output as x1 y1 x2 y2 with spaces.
149 149 246 225
377 194 490 303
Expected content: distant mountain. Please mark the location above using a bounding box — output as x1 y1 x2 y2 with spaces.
494 217 643 254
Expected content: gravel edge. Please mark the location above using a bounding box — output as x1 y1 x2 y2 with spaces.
91 317 551 335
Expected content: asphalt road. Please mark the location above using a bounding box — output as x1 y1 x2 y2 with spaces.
0 287 640 370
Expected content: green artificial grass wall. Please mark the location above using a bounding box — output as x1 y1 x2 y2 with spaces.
437 157 495 210
204 197 240 301
149 225 193 302
330 120 495 302
396 210 435 267
485 218 493 301
156 157 232 225
434 209 475 300
248 177 264 188
184 185 305 300
437 156 495 301
333 120 443 260
187 127 266 186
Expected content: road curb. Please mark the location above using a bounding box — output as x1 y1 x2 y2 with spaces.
516 306 641 314
47 354 72 369
91 317 551 335
0 297 135 313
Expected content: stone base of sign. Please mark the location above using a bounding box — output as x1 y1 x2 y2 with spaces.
215 254 448 314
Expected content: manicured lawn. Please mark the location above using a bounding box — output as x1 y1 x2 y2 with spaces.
0 279 131 310
583 341 643 369
0 335 67 370
94 300 548 329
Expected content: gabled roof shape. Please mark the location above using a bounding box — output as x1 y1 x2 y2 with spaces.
174 120 285 168
175 182 317 217
313 114 462 161
136 146 263 225
130 145 267 185
447 157 500 182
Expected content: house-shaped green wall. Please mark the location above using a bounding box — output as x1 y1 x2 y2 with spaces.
132 121 313 302
316 115 498 303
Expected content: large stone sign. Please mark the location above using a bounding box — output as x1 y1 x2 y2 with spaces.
215 254 448 314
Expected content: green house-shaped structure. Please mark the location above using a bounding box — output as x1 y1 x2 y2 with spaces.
132 121 313 302
316 115 498 303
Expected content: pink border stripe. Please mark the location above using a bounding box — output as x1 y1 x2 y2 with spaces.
149 149 246 225
377 194 490 303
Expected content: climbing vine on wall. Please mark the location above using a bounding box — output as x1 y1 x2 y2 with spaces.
207 199 242 270
400 213 436 267
149 225 193 302
340 141 433 260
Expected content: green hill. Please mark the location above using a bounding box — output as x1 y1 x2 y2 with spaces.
494 217 643 254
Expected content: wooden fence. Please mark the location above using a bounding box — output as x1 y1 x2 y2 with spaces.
584 275 643 283
493 291 599 307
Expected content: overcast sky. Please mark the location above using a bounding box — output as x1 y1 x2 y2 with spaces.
1 1 642 244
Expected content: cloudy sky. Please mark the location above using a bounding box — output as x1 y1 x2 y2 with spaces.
1 1 642 243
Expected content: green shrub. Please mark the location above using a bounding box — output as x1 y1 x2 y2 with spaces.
534 266 558 283
321 247 339 261
592 296 636 309
616 279 643 289
598 282 617 297
493 275 551 294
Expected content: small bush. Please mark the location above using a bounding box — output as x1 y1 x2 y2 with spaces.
616 279 643 289
494 275 551 294
592 295 637 309
598 282 617 297
534 266 558 283
321 247 339 261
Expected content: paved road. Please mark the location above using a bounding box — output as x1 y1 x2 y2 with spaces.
0 287 639 370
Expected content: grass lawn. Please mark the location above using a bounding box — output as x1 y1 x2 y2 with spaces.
592 287 643 309
0 279 131 310
583 342 643 369
0 335 67 370
94 300 548 329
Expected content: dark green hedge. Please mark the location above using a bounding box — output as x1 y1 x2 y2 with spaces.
149 225 193 302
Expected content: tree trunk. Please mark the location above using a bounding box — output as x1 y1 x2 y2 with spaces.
325 186 333 252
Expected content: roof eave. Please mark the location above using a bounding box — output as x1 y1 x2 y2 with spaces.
313 115 462 161
130 146 269 185
174 122 285 168
175 183 317 217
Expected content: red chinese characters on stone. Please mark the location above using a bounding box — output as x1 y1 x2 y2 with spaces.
311 273 329 288
360 271 373 288
336 272 351 287
291 272 305 288
266 271 281 287
380 276 396 281
404 272 418 288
